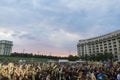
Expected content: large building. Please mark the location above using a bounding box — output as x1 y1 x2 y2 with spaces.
0 40 13 55
77 30 120 60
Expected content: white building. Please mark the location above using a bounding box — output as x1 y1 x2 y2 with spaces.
77 30 120 60
0 40 13 55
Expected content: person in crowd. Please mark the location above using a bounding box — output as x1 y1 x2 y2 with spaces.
117 71 120 80
0 62 119 80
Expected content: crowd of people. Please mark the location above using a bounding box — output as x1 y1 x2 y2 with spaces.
0 61 119 80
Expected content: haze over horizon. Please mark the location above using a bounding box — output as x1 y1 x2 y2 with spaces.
0 0 120 56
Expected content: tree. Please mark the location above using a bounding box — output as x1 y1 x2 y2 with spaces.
68 55 79 61
79 55 85 60
106 53 113 61
96 53 104 61
84 54 88 61
89 54 96 61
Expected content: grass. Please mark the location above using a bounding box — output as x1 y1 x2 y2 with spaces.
0 56 49 62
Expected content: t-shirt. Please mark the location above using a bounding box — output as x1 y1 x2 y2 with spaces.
97 73 106 80
117 74 120 80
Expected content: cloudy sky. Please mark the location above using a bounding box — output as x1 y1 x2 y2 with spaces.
0 0 120 56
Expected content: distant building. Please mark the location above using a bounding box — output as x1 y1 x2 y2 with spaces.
77 30 120 60
0 40 13 55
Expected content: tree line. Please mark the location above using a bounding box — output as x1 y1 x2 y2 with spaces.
0 52 116 62
9 52 68 60
10 52 81 61
80 52 115 61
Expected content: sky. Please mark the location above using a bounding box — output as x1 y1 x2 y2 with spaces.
0 0 120 56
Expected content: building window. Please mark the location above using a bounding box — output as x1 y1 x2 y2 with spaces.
113 45 117 47
114 48 117 50
109 49 112 51
112 39 116 41
104 44 107 46
104 41 106 43
101 50 103 52
108 43 111 45
109 46 112 48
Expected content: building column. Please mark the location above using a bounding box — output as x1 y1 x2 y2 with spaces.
86 44 89 55
111 39 115 55
116 39 119 60
102 42 105 53
91 44 93 54
84 44 86 55
98 42 101 53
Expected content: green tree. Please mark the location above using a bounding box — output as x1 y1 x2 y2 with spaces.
103 52 113 61
84 54 89 61
79 55 85 60
96 53 104 61
89 54 96 61
68 55 79 61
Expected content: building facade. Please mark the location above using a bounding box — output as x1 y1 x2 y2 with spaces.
0 40 13 55
77 30 120 59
